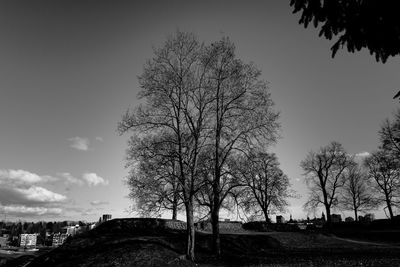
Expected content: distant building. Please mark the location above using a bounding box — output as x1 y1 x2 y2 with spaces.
19 234 37 247
365 213 375 222
330 214 342 223
359 213 375 222
276 215 285 224
52 233 69 247
0 236 8 247
64 225 82 236
102 214 112 222
321 212 326 222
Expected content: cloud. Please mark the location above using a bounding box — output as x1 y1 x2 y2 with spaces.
355 151 370 158
0 169 44 184
15 186 67 203
354 151 371 164
0 204 62 217
82 173 109 186
57 172 84 186
90 200 109 206
0 186 66 205
68 137 89 151
95 136 104 142
0 168 67 214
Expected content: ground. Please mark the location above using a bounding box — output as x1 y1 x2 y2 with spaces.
2 218 400 267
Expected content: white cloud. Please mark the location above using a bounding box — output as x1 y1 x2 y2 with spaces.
82 173 109 186
57 172 84 186
0 169 67 208
68 137 89 151
0 169 44 184
90 200 109 206
95 136 104 142
15 186 67 203
355 151 370 158
1 205 62 217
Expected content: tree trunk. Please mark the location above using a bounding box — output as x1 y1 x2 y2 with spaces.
172 204 177 220
172 183 178 220
354 208 358 222
185 200 195 261
385 195 394 220
172 161 178 220
325 204 331 226
263 208 270 224
211 192 221 257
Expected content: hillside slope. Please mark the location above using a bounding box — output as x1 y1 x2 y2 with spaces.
19 218 400 267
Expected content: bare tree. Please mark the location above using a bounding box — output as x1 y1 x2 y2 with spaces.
204 38 280 255
379 110 400 158
118 31 211 261
119 32 280 259
364 151 400 220
233 151 292 223
301 141 354 225
194 150 242 225
125 133 182 219
340 164 377 221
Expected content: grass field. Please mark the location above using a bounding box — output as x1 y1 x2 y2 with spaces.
3 219 400 267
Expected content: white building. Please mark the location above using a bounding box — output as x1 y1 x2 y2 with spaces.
19 234 37 247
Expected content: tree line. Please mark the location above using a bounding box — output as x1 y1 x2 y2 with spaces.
302 111 400 225
119 31 400 261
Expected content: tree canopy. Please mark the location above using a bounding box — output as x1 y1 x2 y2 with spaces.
301 141 354 224
290 0 400 63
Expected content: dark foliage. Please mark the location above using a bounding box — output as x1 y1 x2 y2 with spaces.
290 0 400 63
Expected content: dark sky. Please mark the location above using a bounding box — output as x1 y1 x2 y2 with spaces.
0 0 399 221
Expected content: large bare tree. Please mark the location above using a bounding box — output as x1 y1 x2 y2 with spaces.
119 32 280 259
301 141 354 225
340 164 377 221
204 38 280 255
364 151 400 220
118 31 211 261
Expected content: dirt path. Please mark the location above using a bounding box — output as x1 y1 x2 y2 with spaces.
330 235 400 248
215 230 400 249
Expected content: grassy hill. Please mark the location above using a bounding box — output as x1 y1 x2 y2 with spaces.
9 218 400 267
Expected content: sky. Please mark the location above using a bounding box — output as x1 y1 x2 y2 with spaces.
0 0 399 222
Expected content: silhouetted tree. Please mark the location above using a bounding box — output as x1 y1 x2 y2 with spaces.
194 150 241 224
119 31 211 261
119 31 280 259
380 110 400 158
204 38 280 256
301 141 354 225
290 0 400 63
364 150 400 219
125 132 183 219
233 151 292 223
340 164 377 221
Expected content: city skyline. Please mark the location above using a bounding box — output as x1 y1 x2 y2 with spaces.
0 0 399 222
